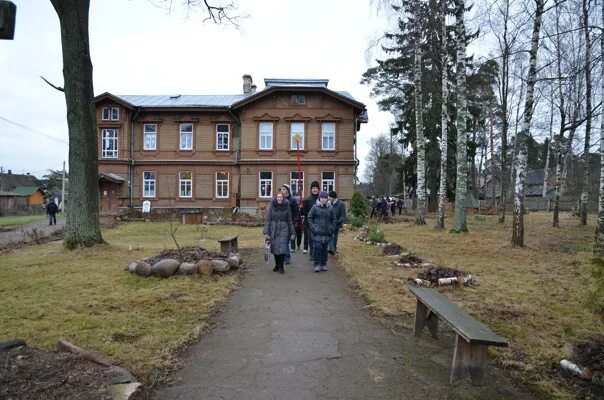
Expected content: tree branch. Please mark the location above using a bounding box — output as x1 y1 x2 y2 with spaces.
40 76 64 92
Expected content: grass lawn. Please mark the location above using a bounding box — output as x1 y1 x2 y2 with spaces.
0 221 263 386
337 211 603 399
0 214 62 227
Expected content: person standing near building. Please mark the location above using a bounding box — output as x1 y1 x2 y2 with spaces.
46 199 59 226
263 192 295 274
328 191 346 255
280 183 300 264
301 181 320 257
309 191 335 272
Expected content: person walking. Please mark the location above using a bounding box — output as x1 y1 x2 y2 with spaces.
263 192 295 274
308 191 335 272
397 197 404 215
301 181 320 257
280 183 300 264
328 191 346 255
46 199 59 225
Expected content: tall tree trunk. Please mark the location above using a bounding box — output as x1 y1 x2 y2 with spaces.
498 5 510 224
553 4 566 227
595 0 604 253
489 101 496 203
554 138 563 226
512 0 543 247
50 0 103 249
580 0 592 225
453 0 468 233
543 97 554 197
415 0 426 225
437 0 448 229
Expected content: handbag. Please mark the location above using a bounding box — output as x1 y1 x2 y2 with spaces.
264 239 271 264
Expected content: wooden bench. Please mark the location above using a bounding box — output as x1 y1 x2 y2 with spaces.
409 286 508 385
217 235 239 254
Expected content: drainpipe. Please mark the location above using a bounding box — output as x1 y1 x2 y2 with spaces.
228 108 242 208
353 116 359 189
129 106 141 208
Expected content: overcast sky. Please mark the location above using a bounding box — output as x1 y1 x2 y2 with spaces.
0 0 394 179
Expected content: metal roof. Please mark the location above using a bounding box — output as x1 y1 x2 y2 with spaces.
99 172 126 183
264 78 329 87
12 186 41 196
118 94 252 108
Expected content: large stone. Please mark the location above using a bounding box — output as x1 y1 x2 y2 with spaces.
127 262 137 273
151 259 180 278
109 366 134 384
227 253 241 268
109 382 147 400
177 262 197 275
210 259 230 272
0 339 26 349
196 260 213 275
134 262 152 278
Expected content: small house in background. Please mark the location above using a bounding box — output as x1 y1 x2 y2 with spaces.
11 186 45 206
0 170 45 215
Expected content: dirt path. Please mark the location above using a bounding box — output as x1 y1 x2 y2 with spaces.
153 249 540 400
0 218 65 249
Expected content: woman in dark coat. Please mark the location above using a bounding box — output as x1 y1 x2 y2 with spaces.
263 192 295 274
308 191 335 272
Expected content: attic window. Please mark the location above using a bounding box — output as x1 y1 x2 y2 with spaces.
291 94 306 105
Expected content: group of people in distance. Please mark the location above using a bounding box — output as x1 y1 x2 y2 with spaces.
368 196 405 219
263 180 346 274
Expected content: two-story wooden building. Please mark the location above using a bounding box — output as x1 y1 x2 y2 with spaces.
95 76 367 213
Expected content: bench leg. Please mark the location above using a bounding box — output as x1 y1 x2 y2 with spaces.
450 334 487 386
231 239 238 253
413 300 438 338
220 242 230 253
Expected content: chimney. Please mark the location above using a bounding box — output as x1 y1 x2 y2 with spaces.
7 169 11 175
242 74 253 94
251 84 257 93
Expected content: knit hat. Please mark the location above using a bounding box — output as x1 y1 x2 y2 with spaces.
310 180 320 190
319 191 329 198
281 183 291 195
328 190 337 198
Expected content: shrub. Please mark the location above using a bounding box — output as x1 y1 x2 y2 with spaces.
368 222 385 243
346 215 364 229
349 191 368 218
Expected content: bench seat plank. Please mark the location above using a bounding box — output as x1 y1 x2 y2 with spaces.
410 286 507 347
218 235 238 242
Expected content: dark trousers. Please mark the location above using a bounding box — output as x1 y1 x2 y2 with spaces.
48 213 57 225
273 254 285 272
303 222 312 252
398 206 403 215
292 226 303 249
312 239 328 267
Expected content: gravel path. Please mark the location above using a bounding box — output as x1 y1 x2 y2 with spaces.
0 218 65 249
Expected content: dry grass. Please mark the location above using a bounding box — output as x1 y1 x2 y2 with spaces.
0 221 263 386
337 211 603 400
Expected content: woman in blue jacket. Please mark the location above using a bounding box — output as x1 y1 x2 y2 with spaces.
308 191 335 272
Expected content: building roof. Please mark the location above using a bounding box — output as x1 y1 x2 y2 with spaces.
526 168 556 186
12 186 42 196
0 172 40 192
99 172 126 183
525 187 556 197
118 94 252 108
264 78 329 88
0 190 26 197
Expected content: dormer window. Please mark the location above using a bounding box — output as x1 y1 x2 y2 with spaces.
291 94 306 105
102 107 120 121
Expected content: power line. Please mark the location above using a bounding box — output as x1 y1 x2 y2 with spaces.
0 116 68 144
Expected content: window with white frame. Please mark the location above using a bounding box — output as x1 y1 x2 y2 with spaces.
290 171 304 197
143 171 156 198
290 122 304 150
101 129 118 158
101 107 111 121
321 171 335 193
180 123 193 150
179 171 192 198
143 124 157 150
216 124 229 151
216 172 229 198
321 122 336 150
259 171 273 198
111 107 119 121
259 122 273 150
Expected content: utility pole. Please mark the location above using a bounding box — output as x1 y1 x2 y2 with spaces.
61 160 66 212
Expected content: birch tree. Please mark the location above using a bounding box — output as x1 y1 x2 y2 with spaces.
437 0 449 229
453 0 469 233
415 0 427 225
512 0 544 247
579 0 592 225
595 0 604 254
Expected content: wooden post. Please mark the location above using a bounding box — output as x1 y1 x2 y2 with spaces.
413 300 438 338
450 335 487 385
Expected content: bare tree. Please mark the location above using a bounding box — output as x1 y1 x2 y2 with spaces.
437 0 449 229
512 0 544 247
48 0 241 248
595 0 604 254
579 0 593 225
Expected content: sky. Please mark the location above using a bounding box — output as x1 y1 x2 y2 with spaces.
0 0 395 180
